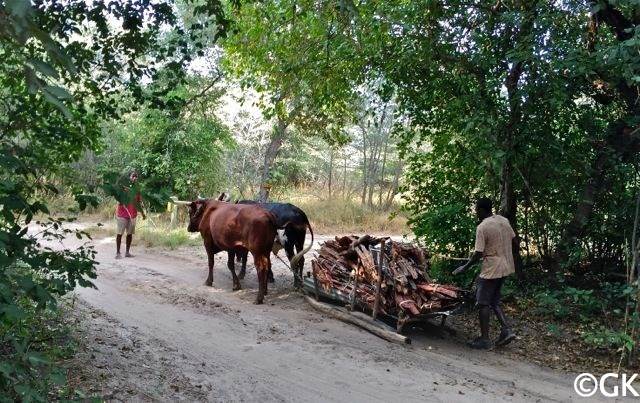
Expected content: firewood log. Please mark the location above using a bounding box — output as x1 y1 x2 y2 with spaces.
394 293 421 316
416 283 460 300
311 234 465 319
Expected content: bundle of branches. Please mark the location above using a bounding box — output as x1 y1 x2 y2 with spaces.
311 235 465 317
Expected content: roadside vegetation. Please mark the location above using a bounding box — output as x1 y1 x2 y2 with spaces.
3 0 640 401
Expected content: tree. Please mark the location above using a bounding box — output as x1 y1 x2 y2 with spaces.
221 0 360 200
551 2 640 272
0 0 230 398
352 90 402 209
352 0 633 275
100 75 233 200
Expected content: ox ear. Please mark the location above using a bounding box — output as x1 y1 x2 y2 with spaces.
216 192 231 202
189 201 204 216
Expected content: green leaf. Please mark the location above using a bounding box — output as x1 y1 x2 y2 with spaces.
43 85 73 100
0 362 13 379
26 352 49 365
0 304 25 320
49 370 66 385
28 59 59 79
6 0 31 18
41 88 73 119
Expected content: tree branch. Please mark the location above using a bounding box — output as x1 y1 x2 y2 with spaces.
181 71 222 110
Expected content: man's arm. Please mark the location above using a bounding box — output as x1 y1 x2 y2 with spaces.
453 251 482 275
140 199 147 220
136 195 147 220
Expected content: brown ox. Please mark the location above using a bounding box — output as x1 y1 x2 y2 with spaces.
187 199 278 304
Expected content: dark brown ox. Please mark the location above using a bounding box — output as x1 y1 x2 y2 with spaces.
187 199 278 304
235 201 314 288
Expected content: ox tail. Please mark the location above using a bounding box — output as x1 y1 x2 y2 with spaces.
289 224 314 272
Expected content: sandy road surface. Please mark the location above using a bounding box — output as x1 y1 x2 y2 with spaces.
58 231 591 402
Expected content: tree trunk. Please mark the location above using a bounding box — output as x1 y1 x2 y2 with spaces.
378 130 389 208
384 161 402 210
259 118 288 201
360 125 368 206
499 158 523 278
551 123 640 272
342 152 347 198
328 148 334 199
494 3 539 278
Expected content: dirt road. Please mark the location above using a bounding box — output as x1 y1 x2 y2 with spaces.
63 232 582 402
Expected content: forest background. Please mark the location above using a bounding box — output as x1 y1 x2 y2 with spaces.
2 0 640 400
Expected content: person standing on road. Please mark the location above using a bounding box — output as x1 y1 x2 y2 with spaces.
453 197 517 349
115 171 146 259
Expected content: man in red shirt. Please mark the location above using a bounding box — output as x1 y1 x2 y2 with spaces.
115 171 146 259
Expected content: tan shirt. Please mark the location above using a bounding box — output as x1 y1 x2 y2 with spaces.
474 214 516 279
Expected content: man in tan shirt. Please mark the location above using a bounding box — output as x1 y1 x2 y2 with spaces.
453 197 517 349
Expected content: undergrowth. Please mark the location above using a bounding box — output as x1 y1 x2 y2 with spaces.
0 293 92 402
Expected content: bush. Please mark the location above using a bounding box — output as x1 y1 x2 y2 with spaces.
0 217 97 401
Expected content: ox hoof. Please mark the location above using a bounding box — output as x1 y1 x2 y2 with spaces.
232 285 241 291
205 281 213 287
254 299 264 305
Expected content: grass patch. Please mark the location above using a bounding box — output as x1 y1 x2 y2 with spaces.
78 213 199 250
134 216 199 249
77 195 411 249
286 197 410 235
83 222 113 238
138 226 196 249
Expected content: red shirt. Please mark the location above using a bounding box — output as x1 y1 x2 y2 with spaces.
116 194 142 219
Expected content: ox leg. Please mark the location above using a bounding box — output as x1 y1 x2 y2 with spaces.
285 236 305 289
237 250 270 282
227 251 241 291
238 251 248 280
293 240 305 289
204 241 215 287
268 264 275 283
253 255 270 304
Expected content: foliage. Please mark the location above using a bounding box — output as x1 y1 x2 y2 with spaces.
0 294 92 402
0 0 230 399
99 78 234 201
220 0 370 201
222 0 359 144
583 326 635 354
533 280 637 353
0 222 96 401
352 0 637 274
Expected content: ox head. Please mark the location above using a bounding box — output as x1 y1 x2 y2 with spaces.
187 200 207 232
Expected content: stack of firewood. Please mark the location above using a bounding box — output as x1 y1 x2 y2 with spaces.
311 234 465 317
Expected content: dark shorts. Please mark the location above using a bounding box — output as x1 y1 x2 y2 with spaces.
476 277 506 307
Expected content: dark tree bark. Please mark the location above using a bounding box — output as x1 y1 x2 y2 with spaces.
259 118 288 202
496 4 537 278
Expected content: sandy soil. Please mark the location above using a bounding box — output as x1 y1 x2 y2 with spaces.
59 230 591 403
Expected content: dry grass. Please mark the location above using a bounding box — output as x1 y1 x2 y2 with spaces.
290 198 410 236
66 193 413 249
